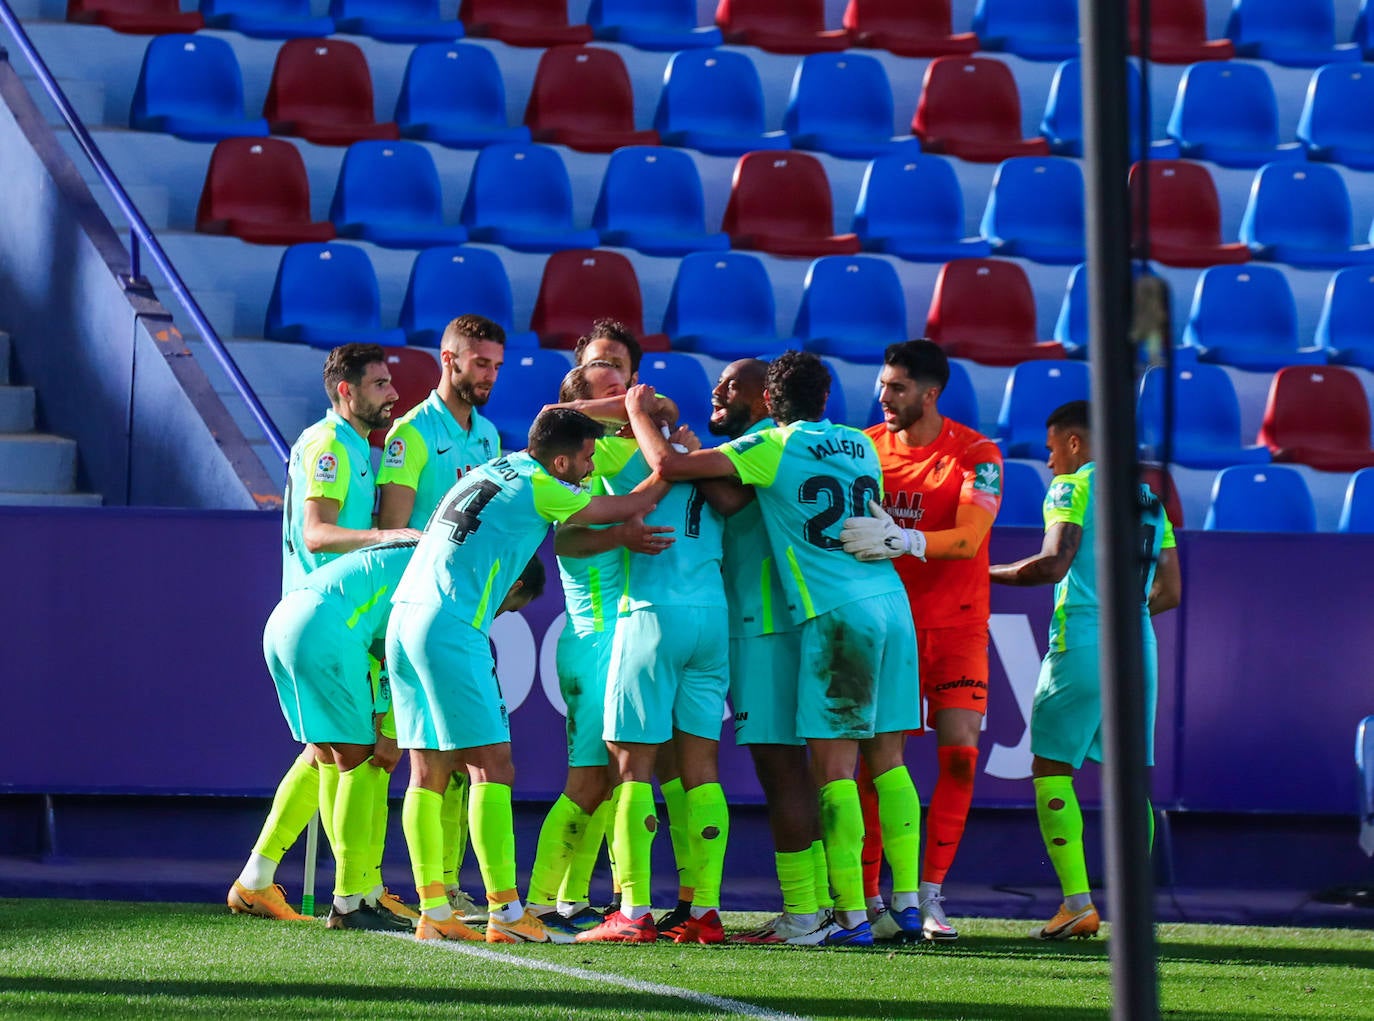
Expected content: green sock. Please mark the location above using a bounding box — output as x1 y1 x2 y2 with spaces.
251 757 319 862
528 795 587 908
1147 798 1155 852
776 849 818 916
810 839 833 909
1034 775 1090 899
367 765 391 891
470 782 517 907
401 786 447 910
333 760 376 898
684 783 729 909
317 762 340 853
873 765 922 895
441 773 469 888
611 782 657 910
660 777 694 898
560 798 610 905
818 779 865 914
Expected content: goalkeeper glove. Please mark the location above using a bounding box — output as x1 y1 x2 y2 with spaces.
839 500 927 562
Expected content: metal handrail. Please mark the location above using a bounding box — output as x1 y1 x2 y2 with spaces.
0 3 290 465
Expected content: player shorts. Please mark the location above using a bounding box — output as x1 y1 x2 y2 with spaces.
262 591 375 746
919 622 991 726
387 601 508 753
796 590 920 742
605 603 729 745
730 630 803 747
556 624 614 768
1029 633 1158 769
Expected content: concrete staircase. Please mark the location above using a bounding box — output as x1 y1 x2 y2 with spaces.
0 331 102 506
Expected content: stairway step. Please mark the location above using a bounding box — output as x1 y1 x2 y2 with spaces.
0 489 102 507
0 332 9 385
0 433 77 493
0 385 36 432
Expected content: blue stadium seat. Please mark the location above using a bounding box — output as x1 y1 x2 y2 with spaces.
1225 0 1361 67
979 156 1086 264
852 154 991 261
783 53 922 160
995 361 1090 457
1137 364 1271 468
265 243 407 348
652 49 790 156
484 349 571 450
328 141 469 249
1316 267 1374 369
592 147 730 257
587 0 722 49
1052 263 1188 362
998 461 1048 526
458 143 600 253
330 0 461 42
1165 62 1306 168
399 247 537 349
821 358 849 425
1204 465 1317 531
1039 58 1179 160
1357 0 1374 58
395 43 530 149
793 256 908 363
662 252 780 359
1296 63 1374 170
1183 265 1326 370
1338 467 1374 532
1239 163 1374 268
635 353 715 438
865 356 979 431
130 35 268 142
200 0 334 39
971 0 1079 61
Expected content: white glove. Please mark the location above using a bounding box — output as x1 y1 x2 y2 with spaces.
840 500 927 562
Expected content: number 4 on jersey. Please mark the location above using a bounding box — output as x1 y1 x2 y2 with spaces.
440 478 502 545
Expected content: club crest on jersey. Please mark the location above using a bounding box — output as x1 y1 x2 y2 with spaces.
1048 481 1074 510
974 461 1002 495
313 452 338 483
729 432 768 454
384 438 406 468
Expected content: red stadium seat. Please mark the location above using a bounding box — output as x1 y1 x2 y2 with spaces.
67 0 203 33
263 39 399 146
370 348 440 448
715 0 851 54
1128 0 1234 63
925 258 1066 366
524 46 659 154
459 0 593 47
530 250 669 352
196 137 336 245
1257 366 1374 471
722 152 861 258
1140 462 1186 530
1129 160 1250 268
912 56 1050 163
843 0 979 57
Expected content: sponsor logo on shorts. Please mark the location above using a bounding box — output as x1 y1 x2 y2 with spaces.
932 677 988 697
314 452 338 483
384 438 406 468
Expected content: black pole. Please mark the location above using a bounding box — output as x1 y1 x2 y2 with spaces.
1078 1 1159 1019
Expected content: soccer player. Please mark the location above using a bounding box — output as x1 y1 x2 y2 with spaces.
618 352 924 946
839 340 1003 942
230 343 420 921
989 400 1181 940
572 318 642 387
388 407 667 943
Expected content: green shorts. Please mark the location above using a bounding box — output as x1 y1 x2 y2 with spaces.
263 591 375 746
729 631 804 747
796 590 920 742
556 624 614 768
387 601 508 753
605 604 729 745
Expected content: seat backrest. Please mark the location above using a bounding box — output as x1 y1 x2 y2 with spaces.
589 0 698 30
133 34 246 123
530 249 646 340
980 155 1085 245
525 45 638 136
913 56 1025 146
1204 465 1316 531
722 151 837 240
997 460 1048 526
997 361 1091 456
784 52 894 139
1316 267 1374 355
843 0 955 36
972 0 1078 46
1338 467 1374 532
485 349 575 443
461 0 570 29
635 352 714 433
332 0 439 17
1137 363 1246 452
1040 57 1147 149
1131 0 1211 47
396 43 507 129
593 146 708 236
1139 462 1185 529
197 136 314 227
1167 61 1281 149
267 242 383 332
794 256 906 344
460 143 577 231
1052 261 1088 347
1226 0 1338 50
1258 365 1373 453
400 246 518 338
1239 163 1354 252
204 0 315 16
716 0 827 35
1185 265 1297 352
926 258 1039 349
264 38 377 126
73 0 184 14
1129 159 1226 250
853 153 966 241
653 49 768 137
329 140 444 226
663 252 777 341
374 346 441 446
1298 64 1374 150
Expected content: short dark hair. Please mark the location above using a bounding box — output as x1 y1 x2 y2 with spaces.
573 318 643 376
322 343 387 404
528 406 604 462
440 313 505 351
765 350 830 424
1046 399 1090 433
517 555 547 601
883 339 949 391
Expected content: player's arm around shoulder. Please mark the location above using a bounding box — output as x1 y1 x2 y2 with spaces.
555 517 674 557
624 384 740 482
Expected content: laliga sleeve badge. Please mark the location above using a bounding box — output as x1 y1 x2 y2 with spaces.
314 452 338 483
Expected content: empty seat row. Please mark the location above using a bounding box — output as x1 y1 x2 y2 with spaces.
1205 464 1374 532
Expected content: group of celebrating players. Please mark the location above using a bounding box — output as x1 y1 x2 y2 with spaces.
226 312 1181 948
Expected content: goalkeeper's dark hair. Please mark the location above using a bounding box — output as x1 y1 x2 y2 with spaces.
528 407 604 462
1046 400 1091 434
517 555 547 601
322 343 387 404
574 319 642 376
883 339 949 391
764 350 830 424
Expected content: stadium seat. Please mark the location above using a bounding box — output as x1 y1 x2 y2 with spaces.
996 361 1090 457
1129 160 1250 267
1296 64 1374 170
459 0 592 47
1137 364 1271 468
1051 263 1185 361
330 0 461 43
635 353 715 437
1225 0 1360 67
529 250 668 351
484 349 572 450
852 153 991 261
1238 163 1374 268
1316 267 1374 369
1039 58 1180 160
912 56 1051 163
196 137 336 245
662 252 780 359
979 156 1086 264
264 243 406 349
592 147 730 257
792 256 908 363
587 0 722 50
842 0 978 58
1128 0 1233 63
715 0 851 54
1203 465 1317 531
200 0 334 39
458 143 600 253
925 258 1066 365
652 49 790 156
820 358 849 425
395 43 531 149
997 461 1048 526
130 35 268 142
328 141 468 249
1139 462 1186 529
866 356 979 431
524 46 659 154
1182 265 1326 370
372 347 440 447
1337 467 1374 531
68 0 203 34
399 247 536 349
1165 62 1306 168
971 0 1079 62
263 39 400 146
721 152 861 257
1257 365 1374 471
783 53 922 160
1357 0 1374 58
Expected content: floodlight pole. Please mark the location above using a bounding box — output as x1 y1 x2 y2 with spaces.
1079 0 1160 1018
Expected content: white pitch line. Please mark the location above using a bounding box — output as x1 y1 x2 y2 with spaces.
378 932 811 1021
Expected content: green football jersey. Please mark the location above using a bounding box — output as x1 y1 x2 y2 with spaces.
721 419 793 639
376 392 501 528
556 436 639 635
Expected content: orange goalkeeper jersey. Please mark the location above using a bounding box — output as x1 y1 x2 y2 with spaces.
865 419 1003 629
